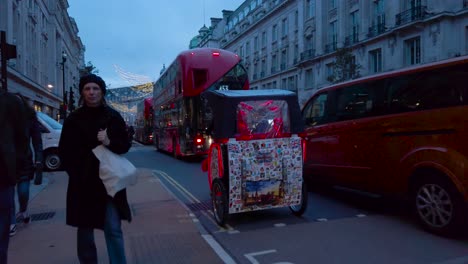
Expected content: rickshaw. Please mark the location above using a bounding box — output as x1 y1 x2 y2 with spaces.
201 89 308 226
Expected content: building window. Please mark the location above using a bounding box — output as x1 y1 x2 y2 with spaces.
254 36 259 51
404 36 421 65
239 44 244 58
306 0 315 19
272 24 278 42
281 18 288 37
281 49 287 70
262 31 267 48
288 76 296 91
327 21 337 52
369 49 382 73
245 41 250 57
349 10 359 43
305 68 314 90
326 63 334 82
271 54 278 73
329 0 336 9
295 10 299 29
261 59 266 77
282 78 287 89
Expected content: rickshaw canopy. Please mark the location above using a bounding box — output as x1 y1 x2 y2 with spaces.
203 89 304 139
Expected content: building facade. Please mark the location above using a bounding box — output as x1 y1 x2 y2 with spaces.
193 0 468 106
0 0 84 119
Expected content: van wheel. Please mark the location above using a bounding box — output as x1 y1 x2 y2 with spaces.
44 149 61 171
411 174 468 237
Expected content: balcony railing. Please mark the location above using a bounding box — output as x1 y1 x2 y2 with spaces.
344 33 359 47
324 42 337 53
368 22 386 38
260 71 265 78
395 6 426 26
300 49 316 61
271 67 277 74
280 63 286 71
253 74 258 80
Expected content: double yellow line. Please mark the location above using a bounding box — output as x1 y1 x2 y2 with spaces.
153 169 229 229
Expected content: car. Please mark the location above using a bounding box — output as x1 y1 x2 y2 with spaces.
301 56 468 236
36 112 62 171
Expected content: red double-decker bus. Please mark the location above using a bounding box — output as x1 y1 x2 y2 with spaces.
153 48 249 158
135 97 153 144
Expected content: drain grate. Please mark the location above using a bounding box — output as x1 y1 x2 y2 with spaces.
30 212 56 222
186 200 212 212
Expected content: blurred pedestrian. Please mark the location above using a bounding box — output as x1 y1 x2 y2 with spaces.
58 74 132 264
127 125 135 144
0 89 28 264
9 94 43 236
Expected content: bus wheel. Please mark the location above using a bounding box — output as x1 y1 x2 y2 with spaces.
411 174 468 237
289 180 308 216
211 178 228 226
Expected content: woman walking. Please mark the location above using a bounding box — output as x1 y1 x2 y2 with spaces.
9 94 43 236
59 74 132 264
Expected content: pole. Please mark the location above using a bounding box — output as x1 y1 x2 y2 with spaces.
0 31 17 92
61 52 67 120
1 31 7 91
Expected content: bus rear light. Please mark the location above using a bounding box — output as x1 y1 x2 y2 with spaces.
195 136 204 145
212 52 220 56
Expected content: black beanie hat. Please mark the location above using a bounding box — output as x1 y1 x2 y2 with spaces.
79 74 106 95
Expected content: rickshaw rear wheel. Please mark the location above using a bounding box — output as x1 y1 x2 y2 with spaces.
289 180 308 216
212 178 228 226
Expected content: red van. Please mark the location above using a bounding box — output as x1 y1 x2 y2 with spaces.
301 56 468 236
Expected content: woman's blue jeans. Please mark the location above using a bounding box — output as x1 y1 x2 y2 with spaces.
77 200 126 264
10 179 30 225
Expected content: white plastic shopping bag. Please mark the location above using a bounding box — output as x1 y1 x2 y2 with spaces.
92 145 137 197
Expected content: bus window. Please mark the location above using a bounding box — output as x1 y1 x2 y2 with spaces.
193 69 208 88
207 64 248 91
303 92 328 126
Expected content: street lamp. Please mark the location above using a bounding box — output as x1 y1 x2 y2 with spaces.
60 51 67 120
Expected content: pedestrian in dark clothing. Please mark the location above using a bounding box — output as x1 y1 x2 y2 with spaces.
58 74 131 264
127 125 135 144
9 94 43 236
0 90 28 264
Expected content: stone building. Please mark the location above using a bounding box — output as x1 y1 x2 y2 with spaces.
0 0 84 119
192 0 468 106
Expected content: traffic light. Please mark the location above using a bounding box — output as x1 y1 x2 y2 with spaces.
69 89 75 111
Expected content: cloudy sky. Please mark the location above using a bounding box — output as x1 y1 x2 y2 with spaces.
68 0 244 88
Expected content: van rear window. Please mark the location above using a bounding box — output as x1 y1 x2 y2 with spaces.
37 112 62 130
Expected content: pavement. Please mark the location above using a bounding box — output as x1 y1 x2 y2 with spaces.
7 169 230 264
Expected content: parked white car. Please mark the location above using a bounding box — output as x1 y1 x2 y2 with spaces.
36 112 62 171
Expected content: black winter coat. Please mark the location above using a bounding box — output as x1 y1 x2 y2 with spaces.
0 92 28 188
58 104 132 229
18 115 43 182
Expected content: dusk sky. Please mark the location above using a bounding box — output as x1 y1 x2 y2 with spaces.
68 0 244 88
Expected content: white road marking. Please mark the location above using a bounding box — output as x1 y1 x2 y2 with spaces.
202 234 236 264
316 218 328 222
356 214 367 217
274 223 286 227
